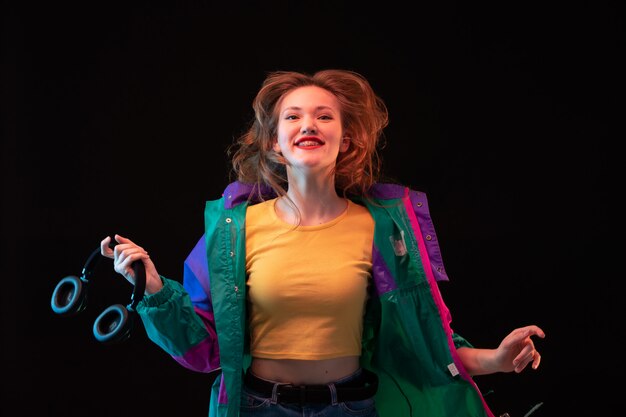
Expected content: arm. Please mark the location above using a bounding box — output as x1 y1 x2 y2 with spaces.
100 233 220 373
457 325 545 376
403 189 546 377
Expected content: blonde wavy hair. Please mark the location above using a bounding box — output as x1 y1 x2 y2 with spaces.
229 69 389 199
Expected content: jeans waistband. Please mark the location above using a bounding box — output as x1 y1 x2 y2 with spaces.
243 368 378 405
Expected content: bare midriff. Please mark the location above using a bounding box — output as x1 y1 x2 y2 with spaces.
250 356 360 385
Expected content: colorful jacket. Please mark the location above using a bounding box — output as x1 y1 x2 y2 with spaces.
136 181 496 417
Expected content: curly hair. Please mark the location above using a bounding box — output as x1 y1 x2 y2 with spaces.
229 69 389 199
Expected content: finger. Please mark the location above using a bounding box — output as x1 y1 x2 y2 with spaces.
505 327 533 346
509 326 546 347
522 325 546 339
100 236 114 258
531 351 542 370
513 354 531 373
516 348 541 373
114 234 135 245
116 246 148 265
117 252 150 278
514 359 530 373
512 344 535 368
113 237 148 257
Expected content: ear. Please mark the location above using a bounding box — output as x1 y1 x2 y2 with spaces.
273 138 281 153
339 136 351 152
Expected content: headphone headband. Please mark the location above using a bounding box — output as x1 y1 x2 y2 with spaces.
51 241 147 344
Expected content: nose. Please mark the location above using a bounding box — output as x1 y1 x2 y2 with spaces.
301 118 317 135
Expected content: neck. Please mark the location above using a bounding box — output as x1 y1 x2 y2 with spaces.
277 173 347 226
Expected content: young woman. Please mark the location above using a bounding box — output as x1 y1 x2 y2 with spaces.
101 69 545 417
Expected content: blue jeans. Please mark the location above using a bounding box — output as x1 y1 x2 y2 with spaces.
240 368 379 417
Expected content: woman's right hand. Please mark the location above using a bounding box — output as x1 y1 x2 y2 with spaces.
100 234 164 295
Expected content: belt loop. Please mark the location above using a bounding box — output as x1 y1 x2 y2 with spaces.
270 383 281 404
299 385 306 406
327 382 339 405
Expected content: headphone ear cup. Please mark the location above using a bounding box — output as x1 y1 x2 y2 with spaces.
51 275 88 316
92 304 133 344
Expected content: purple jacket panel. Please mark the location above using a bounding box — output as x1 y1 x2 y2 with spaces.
183 235 213 311
176 234 221 372
371 246 398 295
408 189 449 282
369 183 450 283
223 181 274 209
172 308 221 371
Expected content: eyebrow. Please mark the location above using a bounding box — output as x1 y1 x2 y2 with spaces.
281 105 336 114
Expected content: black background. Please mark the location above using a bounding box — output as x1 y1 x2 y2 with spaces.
1 1 622 416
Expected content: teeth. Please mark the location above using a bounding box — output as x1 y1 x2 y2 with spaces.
297 141 321 146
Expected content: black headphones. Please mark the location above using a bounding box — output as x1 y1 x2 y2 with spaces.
50 243 146 344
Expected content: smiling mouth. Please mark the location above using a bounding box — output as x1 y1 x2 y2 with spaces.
295 136 324 147
297 140 323 147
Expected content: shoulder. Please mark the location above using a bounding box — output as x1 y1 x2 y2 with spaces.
246 198 276 219
348 199 373 215
217 181 277 209
369 182 408 199
357 182 437 227
368 182 427 200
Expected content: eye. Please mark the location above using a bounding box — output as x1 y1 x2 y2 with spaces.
318 115 333 120
284 114 299 120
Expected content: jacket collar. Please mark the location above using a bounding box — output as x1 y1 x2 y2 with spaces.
222 181 408 209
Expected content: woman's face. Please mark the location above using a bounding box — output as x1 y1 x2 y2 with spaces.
274 85 349 176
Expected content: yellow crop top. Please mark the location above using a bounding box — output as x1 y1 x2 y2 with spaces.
245 198 374 360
